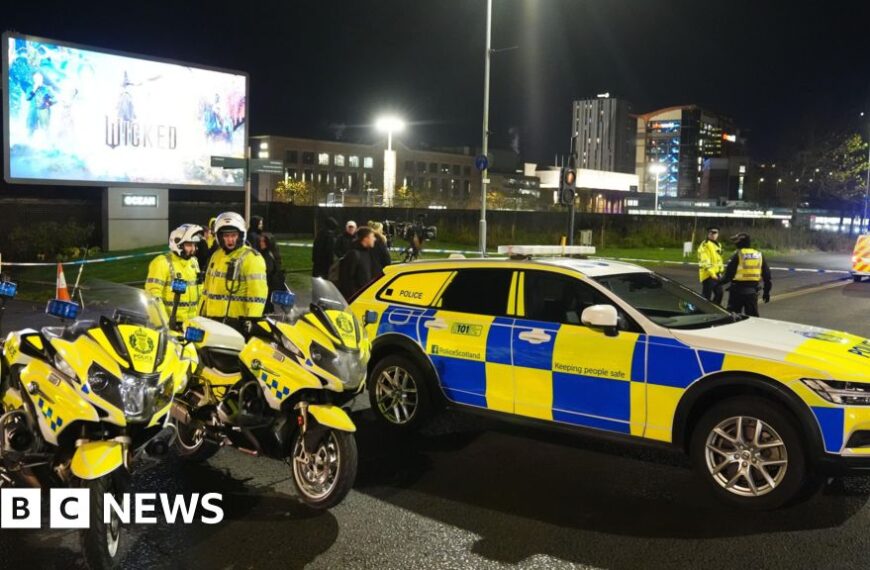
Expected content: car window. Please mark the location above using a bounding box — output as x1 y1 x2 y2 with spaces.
595 272 734 329
377 271 455 307
523 271 634 329
438 269 513 316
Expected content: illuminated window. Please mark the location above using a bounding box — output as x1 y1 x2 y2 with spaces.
334 154 345 167
259 141 269 150
349 155 360 167
441 164 450 174
318 153 330 166
364 157 374 169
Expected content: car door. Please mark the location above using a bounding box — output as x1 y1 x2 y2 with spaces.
424 268 515 412
513 270 646 435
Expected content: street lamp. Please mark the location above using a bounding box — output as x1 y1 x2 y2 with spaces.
376 116 405 207
649 163 667 212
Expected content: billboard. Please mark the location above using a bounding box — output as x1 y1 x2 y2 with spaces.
3 33 248 188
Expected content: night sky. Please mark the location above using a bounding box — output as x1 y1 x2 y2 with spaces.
3 0 869 163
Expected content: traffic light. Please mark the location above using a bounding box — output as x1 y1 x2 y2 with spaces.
559 164 576 206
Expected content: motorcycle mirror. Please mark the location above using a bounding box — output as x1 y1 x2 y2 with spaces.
171 278 188 294
0 281 18 299
364 310 378 325
184 327 205 343
271 290 295 310
46 299 81 320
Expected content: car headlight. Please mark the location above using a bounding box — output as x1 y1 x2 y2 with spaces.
802 379 870 405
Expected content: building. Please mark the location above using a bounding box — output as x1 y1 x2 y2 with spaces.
634 106 747 201
572 95 636 174
249 135 480 207
533 163 648 214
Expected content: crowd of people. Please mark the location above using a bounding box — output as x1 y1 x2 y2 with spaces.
312 217 392 300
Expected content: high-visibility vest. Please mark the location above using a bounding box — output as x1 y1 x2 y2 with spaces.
145 253 201 322
697 240 724 282
199 246 268 318
734 248 763 282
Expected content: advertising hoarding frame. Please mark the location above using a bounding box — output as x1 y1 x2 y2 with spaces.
2 31 250 191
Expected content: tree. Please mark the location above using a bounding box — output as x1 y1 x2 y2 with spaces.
273 179 314 205
395 185 429 209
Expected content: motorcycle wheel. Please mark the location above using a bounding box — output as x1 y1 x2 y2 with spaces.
291 429 357 510
174 418 220 463
80 472 129 570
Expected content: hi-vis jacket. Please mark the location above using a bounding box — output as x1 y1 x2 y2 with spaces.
145 253 202 323
199 246 269 318
697 239 724 282
721 247 772 295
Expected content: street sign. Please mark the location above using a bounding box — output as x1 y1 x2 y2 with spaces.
250 158 285 174
210 156 247 169
475 154 489 171
482 178 491 184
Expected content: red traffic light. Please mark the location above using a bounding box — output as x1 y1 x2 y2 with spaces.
565 169 576 186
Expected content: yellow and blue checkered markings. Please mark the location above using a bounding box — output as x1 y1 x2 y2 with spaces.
37 397 65 432
261 372 291 400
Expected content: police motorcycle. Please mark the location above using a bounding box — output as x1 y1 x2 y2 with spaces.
170 277 373 509
0 282 194 569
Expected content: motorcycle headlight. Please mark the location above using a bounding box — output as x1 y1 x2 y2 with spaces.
280 334 304 359
54 353 77 380
802 379 870 405
310 341 366 389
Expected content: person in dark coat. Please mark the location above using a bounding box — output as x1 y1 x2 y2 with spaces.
368 221 392 278
334 220 357 259
257 232 285 312
339 227 376 300
312 217 339 278
248 215 265 249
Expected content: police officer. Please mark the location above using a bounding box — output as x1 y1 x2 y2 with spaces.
697 226 724 304
199 212 269 321
145 224 203 327
720 232 772 317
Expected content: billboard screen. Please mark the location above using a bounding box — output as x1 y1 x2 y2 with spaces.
3 33 248 188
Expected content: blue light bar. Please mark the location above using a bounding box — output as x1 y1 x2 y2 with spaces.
46 299 81 320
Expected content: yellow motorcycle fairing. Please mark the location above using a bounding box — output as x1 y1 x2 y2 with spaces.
3 329 45 368
71 441 125 480
241 336 326 410
20 359 101 445
89 324 162 373
308 404 356 432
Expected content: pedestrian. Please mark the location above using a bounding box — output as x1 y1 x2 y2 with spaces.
145 224 203 328
199 211 269 322
339 226 376 300
720 232 772 317
697 226 724 305
368 221 392 278
334 220 357 259
312 217 339 278
258 232 285 313
248 215 265 249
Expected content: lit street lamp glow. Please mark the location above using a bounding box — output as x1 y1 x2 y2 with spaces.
375 115 405 207
649 163 667 212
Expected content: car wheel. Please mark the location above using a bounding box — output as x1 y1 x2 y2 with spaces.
690 397 809 510
368 354 433 430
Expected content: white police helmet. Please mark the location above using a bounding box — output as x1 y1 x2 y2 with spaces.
213 212 247 251
169 224 204 259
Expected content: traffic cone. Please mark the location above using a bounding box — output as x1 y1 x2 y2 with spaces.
56 263 71 301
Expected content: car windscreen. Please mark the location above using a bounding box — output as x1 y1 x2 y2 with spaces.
594 272 741 330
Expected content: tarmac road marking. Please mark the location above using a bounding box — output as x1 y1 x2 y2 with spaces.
769 279 850 302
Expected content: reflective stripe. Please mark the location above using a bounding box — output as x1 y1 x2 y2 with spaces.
207 271 267 282
146 277 166 285
161 300 199 308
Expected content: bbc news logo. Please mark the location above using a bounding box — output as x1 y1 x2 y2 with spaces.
0 489 224 529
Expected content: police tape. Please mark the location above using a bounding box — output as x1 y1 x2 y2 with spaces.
595 256 853 275
0 251 164 268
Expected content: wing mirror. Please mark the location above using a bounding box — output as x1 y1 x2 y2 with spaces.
581 304 619 337
364 310 378 325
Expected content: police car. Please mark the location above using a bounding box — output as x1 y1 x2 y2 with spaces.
349 246 870 509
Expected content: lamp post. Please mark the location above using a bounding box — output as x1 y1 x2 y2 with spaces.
648 163 666 212
375 116 405 207
862 112 869 231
